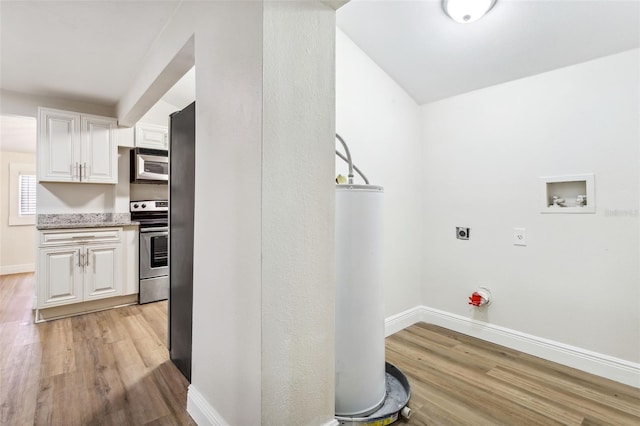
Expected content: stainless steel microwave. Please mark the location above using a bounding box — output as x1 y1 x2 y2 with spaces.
130 148 168 184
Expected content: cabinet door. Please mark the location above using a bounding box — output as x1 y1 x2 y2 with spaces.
38 108 81 182
135 124 168 149
84 244 122 300
81 115 118 184
38 246 84 308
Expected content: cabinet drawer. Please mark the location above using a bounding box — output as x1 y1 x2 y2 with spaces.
40 228 121 246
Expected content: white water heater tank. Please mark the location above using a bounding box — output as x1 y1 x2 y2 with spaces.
335 184 386 417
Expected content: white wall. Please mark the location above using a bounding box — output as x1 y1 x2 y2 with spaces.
420 49 640 363
0 151 36 274
262 2 335 424
0 89 115 118
118 2 337 425
190 3 262 424
138 98 179 127
335 29 423 317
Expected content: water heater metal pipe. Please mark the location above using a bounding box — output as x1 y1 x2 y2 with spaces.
335 184 386 416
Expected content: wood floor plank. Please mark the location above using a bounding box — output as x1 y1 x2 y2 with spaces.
386 345 571 426
71 311 103 342
97 308 132 344
120 373 172 425
499 362 640 415
0 342 41 425
150 361 196 425
518 351 640 399
140 301 169 344
99 408 131 426
73 337 126 420
33 374 56 425
0 273 34 324
121 313 162 343
488 366 640 425
133 335 171 369
391 328 499 372
388 324 640 426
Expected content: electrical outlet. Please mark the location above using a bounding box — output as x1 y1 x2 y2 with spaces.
456 227 470 240
513 228 526 246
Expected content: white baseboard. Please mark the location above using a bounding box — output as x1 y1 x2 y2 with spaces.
187 385 229 426
384 305 423 337
187 384 341 426
0 263 35 275
385 305 640 389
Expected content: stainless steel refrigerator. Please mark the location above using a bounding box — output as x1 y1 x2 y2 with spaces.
169 101 195 381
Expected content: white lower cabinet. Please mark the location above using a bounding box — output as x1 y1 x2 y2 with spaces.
37 228 125 310
38 245 84 307
83 244 122 301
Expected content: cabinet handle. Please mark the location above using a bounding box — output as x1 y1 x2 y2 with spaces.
86 252 90 267
75 162 79 180
83 162 87 179
77 252 82 267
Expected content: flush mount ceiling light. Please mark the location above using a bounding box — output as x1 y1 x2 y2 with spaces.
442 0 497 24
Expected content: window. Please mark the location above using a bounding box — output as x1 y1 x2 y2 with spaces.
9 163 36 226
19 174 36 215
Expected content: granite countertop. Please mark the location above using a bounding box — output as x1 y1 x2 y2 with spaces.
37 213 139 230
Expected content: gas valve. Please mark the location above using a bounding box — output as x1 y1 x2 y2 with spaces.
468 287 491 307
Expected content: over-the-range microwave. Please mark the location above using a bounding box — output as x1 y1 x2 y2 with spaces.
130 148 168 184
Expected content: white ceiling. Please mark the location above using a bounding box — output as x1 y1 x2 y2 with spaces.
0 0 638 113
0 1 181 106
338 0 640 104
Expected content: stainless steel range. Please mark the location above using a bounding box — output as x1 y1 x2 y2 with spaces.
130 200 168 304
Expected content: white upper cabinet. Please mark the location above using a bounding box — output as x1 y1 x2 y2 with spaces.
135 123 168 150
38 107 118 184
38 108 81 182
81 114 118 183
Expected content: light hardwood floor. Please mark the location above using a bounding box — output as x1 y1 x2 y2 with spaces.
1 273 639 425
389 324 640 426
0 273 194 425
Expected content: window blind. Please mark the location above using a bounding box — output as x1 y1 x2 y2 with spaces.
19 174 36 216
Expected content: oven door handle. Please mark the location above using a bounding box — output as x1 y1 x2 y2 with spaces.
140 227 168 234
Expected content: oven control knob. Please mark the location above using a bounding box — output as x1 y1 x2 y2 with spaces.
142 203 147 208
133 203 139 209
